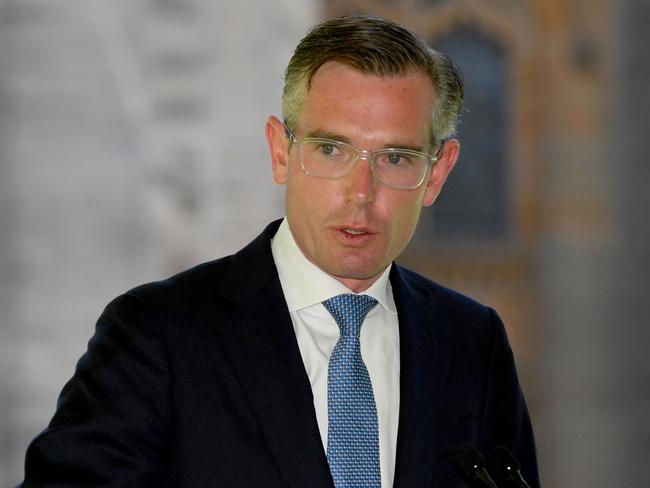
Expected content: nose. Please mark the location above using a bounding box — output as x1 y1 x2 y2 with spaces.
344 157 376 206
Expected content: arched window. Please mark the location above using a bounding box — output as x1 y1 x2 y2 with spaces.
416 27 510 244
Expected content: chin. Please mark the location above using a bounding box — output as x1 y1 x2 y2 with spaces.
328 259 387 282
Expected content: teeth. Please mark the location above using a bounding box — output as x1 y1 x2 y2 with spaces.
343 228 365 235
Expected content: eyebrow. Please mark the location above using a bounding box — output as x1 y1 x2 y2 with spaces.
305 129 428 154
305 129 351 144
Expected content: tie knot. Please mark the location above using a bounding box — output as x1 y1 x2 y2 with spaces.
322 294 378 338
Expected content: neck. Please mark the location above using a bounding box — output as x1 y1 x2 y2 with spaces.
330 271 383 293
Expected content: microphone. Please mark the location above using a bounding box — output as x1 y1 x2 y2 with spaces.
455 445 499 488
488 446 530 488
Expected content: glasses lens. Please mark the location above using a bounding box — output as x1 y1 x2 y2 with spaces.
373 150 428 189
301 139 356 178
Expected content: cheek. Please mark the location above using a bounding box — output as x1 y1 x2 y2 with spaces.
385 194 425 243
289 165 341 211
285 168 336 232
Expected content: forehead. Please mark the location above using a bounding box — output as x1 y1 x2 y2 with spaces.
300 61 435 146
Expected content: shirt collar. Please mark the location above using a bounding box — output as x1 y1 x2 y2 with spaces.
270 218 397 314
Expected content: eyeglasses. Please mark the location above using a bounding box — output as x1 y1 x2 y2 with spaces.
284 124 441 190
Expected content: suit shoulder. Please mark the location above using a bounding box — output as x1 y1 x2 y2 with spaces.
120 221 281 310
130 255 234 299
394 266 518 352
100 255 237 325
393 264 505 342
101 221 281 324
396 265 492 314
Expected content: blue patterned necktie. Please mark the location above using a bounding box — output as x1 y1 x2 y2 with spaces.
323 294 381 488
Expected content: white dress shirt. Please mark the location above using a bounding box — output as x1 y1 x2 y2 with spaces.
270 218 400 487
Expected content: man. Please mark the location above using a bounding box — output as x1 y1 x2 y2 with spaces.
21 15 539 487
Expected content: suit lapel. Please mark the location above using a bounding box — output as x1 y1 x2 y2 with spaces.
214 221 333 488
391 265 454 487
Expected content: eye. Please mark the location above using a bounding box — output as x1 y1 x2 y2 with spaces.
379 151 414 167
319 143 337 156
387 153 403 165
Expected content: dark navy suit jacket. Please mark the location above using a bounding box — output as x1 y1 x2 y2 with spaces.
22 220 539 487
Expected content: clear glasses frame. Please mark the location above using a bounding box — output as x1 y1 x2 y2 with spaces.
284 124 442 190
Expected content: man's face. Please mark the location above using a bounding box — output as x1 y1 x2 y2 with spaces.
266 61 458 292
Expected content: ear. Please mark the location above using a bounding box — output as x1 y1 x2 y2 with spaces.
422 138 460 207
265 115 290 185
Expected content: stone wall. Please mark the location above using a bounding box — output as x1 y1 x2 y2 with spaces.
0 0 315 481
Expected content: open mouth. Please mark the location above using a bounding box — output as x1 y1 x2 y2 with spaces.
337 226 375 245
342 228 366 235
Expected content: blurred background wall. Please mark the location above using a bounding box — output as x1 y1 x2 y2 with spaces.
1 0 648 485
